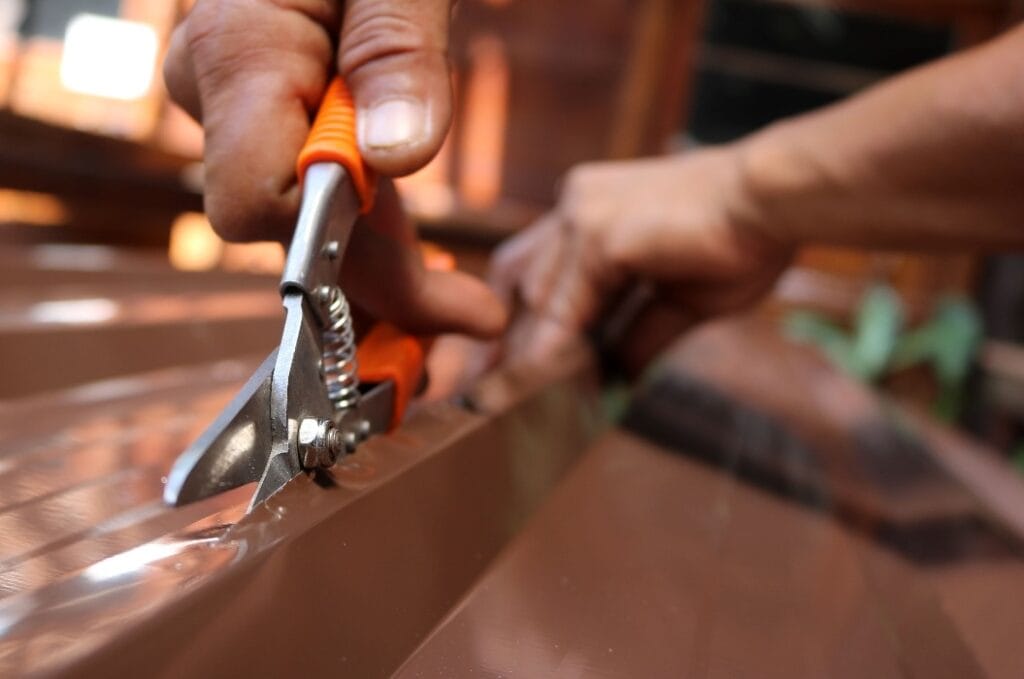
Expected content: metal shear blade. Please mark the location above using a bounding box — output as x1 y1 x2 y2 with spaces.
162 350 276 507
164 292 397 510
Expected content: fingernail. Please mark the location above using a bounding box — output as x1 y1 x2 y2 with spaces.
359 98 427 150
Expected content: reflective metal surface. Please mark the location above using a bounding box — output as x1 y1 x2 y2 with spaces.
618 318 1024 678
5 295 1024 677
164 352 276 506
0 357 264 599
0 249 280 399
0 345 601 677
258 293 333 507
397 430 985 678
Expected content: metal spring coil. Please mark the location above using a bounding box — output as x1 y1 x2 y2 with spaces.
320 285 360 411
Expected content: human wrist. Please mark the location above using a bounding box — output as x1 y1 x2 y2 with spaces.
728 121 817 251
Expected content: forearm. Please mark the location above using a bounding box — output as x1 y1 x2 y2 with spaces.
735 23 1024 252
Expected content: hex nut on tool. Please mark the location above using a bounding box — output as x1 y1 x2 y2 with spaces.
298 418 342 469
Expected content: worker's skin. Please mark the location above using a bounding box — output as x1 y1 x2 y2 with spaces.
165 2 1024 375
492 23 1024 368
163 0 507 340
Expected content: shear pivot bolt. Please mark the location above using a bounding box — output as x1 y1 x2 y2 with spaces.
298 418 345 469
297 417 372 469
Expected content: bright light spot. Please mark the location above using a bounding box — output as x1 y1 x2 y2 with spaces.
0 189 69 226
220 242 285 275
169 212 223 271
60 14 158 101
84 541 185 582
29 298 118 325
459 35 508 210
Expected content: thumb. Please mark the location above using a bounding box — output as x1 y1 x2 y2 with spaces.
340 0 454 176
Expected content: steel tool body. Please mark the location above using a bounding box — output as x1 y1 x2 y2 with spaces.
165 77 426 510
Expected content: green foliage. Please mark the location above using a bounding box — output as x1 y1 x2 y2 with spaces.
784 284 982 421
854 285 905 380
891 298 982 384
785 312 862 377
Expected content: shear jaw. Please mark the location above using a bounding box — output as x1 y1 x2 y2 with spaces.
165 162 365 511
249 163 363 509
249 294 332 508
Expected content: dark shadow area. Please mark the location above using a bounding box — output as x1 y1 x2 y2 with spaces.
623 371 1024 565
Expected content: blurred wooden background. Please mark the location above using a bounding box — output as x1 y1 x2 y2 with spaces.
2 0 1022 309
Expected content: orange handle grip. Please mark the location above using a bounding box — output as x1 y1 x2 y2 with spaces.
357 323 424 430
297 76 376 214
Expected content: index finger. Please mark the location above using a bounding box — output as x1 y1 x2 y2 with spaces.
164 0 337 242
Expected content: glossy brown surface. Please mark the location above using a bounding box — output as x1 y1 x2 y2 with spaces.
4 299 1024 677
0 250 280 398
0 246 273 291
0 347 601 678
397 430 984 678
621 318 1024 678
0 357 264 596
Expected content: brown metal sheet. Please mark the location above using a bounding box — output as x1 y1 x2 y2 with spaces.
396 430 985 678
0 286 280 399
620 317 1024 677
0 245 275 292
0 346 601 678
0 357 265 596
4 297 1018 678
926 561 1024 679
0 246 283 400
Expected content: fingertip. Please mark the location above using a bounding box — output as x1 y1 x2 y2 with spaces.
477 289 511 338
203 159 301 242
421 269 509 339
343 44 453 175
357 97 442 176
354 87 451 176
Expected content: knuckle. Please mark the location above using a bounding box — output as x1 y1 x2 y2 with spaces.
265 0 337 24
182 2 277 77
562 162 601 194
559 202 603 247
162 59 183 101
204 197 250 243
490 241 520 279
162 30 194 106
340 6 446 73
557 162 630 255
558 165 601 221
559 166 589 203
601 228 637 270
182 0 227 52
184 1 332 104
182 3 245 80
205 181 295 242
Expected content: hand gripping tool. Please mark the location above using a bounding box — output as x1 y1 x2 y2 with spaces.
164 77 428 510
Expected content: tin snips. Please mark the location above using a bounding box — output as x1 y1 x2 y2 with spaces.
164 77 429 511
